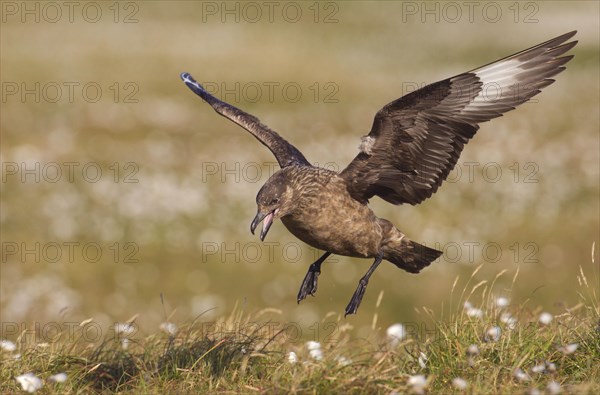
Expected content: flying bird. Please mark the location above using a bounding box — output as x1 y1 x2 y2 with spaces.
181 31 577 316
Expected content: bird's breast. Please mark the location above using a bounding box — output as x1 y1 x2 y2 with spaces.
280 177 383 258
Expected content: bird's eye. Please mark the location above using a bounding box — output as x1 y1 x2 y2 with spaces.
269 198 280 205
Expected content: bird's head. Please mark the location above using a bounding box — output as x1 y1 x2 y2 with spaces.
250 170 296 241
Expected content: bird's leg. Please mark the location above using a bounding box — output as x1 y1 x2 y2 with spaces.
297 252 332 303
345 252 384 316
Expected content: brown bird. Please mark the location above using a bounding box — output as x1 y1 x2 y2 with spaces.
181 31 577 316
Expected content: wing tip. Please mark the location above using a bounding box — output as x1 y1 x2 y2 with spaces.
180 72 211 97
550 30 577 45
546 31 578 52
180 72 198 85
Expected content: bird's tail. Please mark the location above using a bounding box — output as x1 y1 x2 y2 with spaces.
384 238 442 274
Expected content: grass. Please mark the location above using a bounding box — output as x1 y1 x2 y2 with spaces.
2 262 598 394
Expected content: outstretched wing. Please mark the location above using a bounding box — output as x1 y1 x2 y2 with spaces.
181 73 310 169
340 31 577 205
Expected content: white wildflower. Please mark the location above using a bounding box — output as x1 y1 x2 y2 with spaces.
466 344 480 356
513 368 530 382
16 373 43 393
466 307 483 318
287 351 298 364
309 348 323 361
527 387 541 395
466 343 479 367
159 322 178 336
484 326 501 342
337 356 351 366
539 312 553 325
418 352 427 369
495 297 510 308
531 363 546 374
121 338 130 350
306 341 322 361
558 343 578 355
530 361 558 374
48 373 68 383
114 322 135 336
407 375 428 394
386 323 406 346
500 312 518 330
547 380 562 394
452 377 468 390
306 341 321 351
407 374 427 386
0 339 16 352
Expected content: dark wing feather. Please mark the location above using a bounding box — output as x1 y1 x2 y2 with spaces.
341 31 577 205
181 73 310 169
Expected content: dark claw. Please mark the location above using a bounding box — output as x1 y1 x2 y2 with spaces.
296 252 331 304
344 279 368 316
344 252 383 317
297 267 320 303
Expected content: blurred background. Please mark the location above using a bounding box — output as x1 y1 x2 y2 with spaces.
1 1 598 341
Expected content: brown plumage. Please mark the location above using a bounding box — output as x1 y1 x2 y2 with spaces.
181 31 577 315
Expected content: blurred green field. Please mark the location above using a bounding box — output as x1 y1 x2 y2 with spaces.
1 0 598 350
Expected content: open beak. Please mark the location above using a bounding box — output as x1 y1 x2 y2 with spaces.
250 209 279 241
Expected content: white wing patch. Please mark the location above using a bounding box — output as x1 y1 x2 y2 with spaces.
359 136 376 155
469 58 523 108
